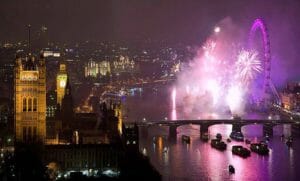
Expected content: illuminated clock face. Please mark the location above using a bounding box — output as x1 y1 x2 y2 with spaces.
60 80 66 88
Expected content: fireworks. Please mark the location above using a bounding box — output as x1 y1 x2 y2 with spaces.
226 85 244 115
236 50 262 84
171 87 177 120
172 87 176 110
175 20 267 118
176 44 263 117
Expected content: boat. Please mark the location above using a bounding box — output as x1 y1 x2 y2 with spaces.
211 139 227 151
216 133 222 140
163 147 169 153
227 138 232 143
230 131 244 141
182 135 191 144
286 137 293 147
228 165 235 174
245 139 251 144
264 134 270 141
201 133 209 142
232 145 251 158
250 143 269 155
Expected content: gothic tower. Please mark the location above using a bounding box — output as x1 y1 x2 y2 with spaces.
14 54 46 143
56 63 67 106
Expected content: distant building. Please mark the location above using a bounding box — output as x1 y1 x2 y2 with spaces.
46 90 57 118
43 144 122 177
46 90 62 141
281 82 300 111
61 78 74 128
56 63 68 106
99 61 111 76
0 64 14 99
122 123 139 152
113 55 135 74
84 60 111 78
14 54 46 143
42 50 60 58
84 60 99 77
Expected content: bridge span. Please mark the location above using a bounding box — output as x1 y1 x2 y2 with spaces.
136 119 300 140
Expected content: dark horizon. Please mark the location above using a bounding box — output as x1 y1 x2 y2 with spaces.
1 0 300 84
0 0 299 43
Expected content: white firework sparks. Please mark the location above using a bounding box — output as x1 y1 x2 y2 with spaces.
236 50 262 83
202 40 216 55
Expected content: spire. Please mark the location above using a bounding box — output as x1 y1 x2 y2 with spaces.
28 24 31 55
65 77 72 96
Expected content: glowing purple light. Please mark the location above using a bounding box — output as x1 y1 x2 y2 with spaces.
174 18 271 117
249 18 271 102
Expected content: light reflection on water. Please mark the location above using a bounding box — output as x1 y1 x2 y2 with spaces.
139 125 299 181
123 87 300 181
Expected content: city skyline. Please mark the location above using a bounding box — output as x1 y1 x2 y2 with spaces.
0 1 300 180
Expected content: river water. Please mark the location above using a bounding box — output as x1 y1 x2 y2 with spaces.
122 86 300 181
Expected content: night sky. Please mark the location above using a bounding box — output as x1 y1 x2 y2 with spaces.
0 0 300 84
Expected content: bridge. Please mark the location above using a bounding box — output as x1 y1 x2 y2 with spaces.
136 119 300 140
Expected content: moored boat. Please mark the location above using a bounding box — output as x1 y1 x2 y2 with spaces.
250 143 269 155
230 131 244 141
216 133 222 140
211 139 227 151
201 133 209 142
232 145 251 158
286 136 293 147
229 165 235 174
245 139 251 144
182 135 191 144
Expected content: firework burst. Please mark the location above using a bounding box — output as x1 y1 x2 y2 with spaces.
236 50 262 83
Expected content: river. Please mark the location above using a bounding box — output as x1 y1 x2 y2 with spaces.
122 86 300 181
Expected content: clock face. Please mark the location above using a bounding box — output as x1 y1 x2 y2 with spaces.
60 80 66 88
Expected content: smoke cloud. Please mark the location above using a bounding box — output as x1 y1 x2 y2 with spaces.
174 17 269 118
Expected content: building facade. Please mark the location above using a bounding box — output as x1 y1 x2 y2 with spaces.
280 82 300 111
14 55 46 143
84 60 111 78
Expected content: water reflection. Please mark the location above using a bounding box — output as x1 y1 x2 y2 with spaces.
126 87 299 180
171 109 177 120
139 123 299 181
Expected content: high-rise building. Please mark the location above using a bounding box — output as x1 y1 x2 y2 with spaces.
14 54 46 143
56 63 67 106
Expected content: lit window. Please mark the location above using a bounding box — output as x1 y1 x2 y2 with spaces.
23 98 27 112
33 98 37 111
28 98 32 111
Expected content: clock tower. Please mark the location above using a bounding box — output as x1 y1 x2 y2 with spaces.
14 54 46 143
56 63 67 106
